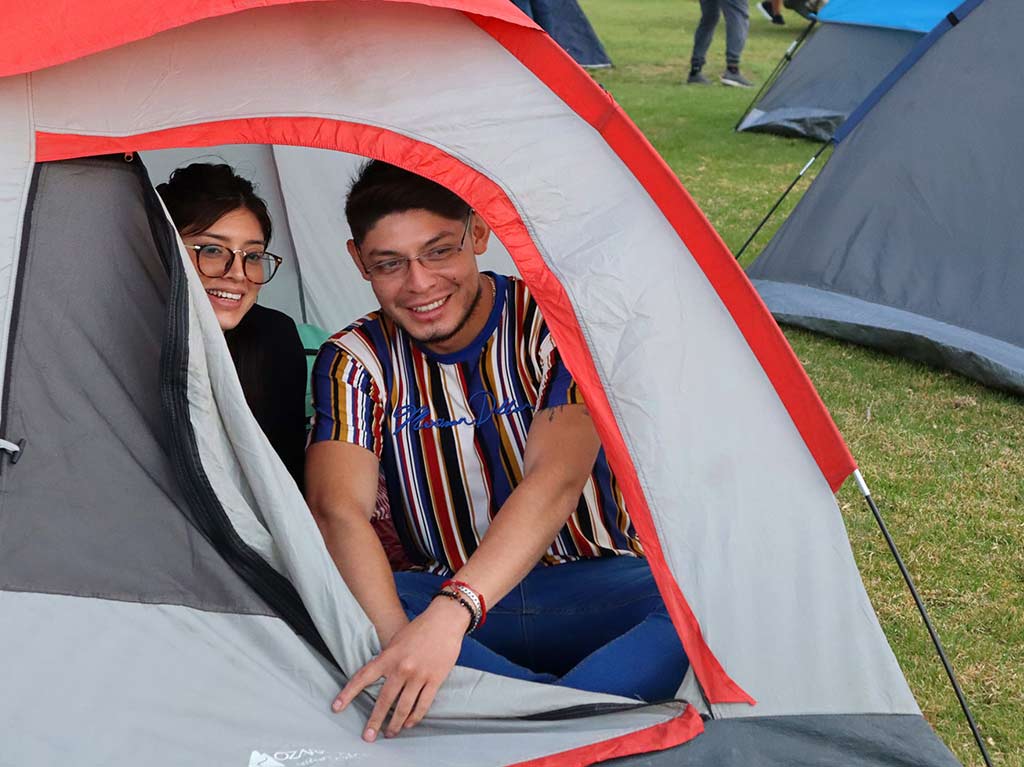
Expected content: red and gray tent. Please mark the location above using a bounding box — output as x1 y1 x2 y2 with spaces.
749 0 1024 396
0 1 961 764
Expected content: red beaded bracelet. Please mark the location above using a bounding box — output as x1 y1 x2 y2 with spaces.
441 579 488 627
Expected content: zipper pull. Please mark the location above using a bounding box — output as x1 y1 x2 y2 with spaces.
0 437 25 465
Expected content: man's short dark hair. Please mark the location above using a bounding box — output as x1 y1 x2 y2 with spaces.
345 161 470 247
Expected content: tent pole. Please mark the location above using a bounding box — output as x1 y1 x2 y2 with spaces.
734 140 828 263
852 470 994 767
734 19 816 132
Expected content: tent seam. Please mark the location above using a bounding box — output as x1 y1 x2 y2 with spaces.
0 584 278 617
0 74 35 439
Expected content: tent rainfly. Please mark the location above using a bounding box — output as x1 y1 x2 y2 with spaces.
736 0 962 141
749 0 1024 397
0 1 963 765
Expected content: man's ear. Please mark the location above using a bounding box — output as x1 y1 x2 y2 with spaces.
470 213 491 256
346 239 370 282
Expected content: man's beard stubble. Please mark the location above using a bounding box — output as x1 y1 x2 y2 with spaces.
401 275 485 348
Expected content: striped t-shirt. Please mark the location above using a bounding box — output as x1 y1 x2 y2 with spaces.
310 273 642 575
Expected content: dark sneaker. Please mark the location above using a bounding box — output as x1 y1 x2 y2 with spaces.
721 68 754 88
687 69 710 85
758 1 785 23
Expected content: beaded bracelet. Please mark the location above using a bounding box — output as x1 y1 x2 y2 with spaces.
441 579 488 627
446 584 486 629
432 589 481 634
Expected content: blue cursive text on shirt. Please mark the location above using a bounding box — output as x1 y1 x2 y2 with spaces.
394 391 533 433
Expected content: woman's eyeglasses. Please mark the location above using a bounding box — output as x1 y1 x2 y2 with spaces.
189 244 283 285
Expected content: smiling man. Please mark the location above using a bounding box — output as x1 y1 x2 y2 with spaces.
306 161 687 742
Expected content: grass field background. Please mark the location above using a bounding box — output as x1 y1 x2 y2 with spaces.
579 2 1023 764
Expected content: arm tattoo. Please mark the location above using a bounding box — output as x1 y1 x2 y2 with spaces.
545 404 568 422
543 404 589 422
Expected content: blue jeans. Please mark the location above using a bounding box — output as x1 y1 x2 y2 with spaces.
395 557 689 702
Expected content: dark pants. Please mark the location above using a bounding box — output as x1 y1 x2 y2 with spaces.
395 556 689 701
691 0 750 69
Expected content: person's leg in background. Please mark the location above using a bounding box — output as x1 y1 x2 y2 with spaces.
720 0 754 87
687 0 721 84
757 0 786 24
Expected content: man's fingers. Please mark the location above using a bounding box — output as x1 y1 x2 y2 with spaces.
332 662 383 713
404 681 440 730
384 683 423 738
363 676 405 742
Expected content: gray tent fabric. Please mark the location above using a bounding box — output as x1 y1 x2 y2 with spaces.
0 592 693 767
748 0 1024 396
737 23 921 141
0 158 270 615
612 715 960 767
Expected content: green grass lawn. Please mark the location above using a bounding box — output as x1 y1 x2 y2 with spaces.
580 2 1024 764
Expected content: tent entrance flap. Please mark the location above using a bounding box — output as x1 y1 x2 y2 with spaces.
0 155 275 615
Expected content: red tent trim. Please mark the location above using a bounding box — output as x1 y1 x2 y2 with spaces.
0 0 538 78
510 704 704 767
37 115 755 706
470 16 856 492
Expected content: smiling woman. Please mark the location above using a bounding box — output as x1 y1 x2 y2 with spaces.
157 163 308 489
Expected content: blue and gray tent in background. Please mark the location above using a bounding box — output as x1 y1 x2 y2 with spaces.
510 0 612 68
748 0 1024 396
736 0 962 141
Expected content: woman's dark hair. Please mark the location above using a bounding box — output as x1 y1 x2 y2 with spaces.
156 163 273 243
345 160 470 248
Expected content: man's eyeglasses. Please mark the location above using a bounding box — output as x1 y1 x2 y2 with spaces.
189 244 283 285
361 211 473 281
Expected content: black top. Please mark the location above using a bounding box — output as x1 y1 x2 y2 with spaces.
225 304 307 491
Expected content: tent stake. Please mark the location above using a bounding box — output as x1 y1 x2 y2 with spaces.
853 470 994 767
734 19 816 132
734 140 829 263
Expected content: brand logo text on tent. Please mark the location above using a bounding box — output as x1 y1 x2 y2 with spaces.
248 748 364 766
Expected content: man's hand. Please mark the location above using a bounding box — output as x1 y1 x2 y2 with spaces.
331 596 471 741
319 404 600 740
